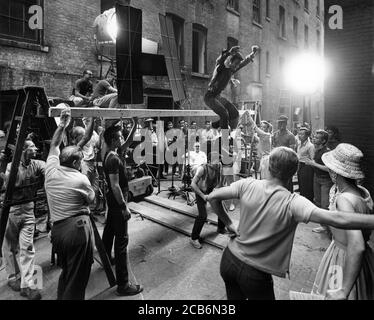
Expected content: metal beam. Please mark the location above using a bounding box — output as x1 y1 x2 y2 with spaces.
48 107 253 119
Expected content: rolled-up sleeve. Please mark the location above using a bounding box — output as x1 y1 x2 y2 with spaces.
290 194 318 223
45 155 60 177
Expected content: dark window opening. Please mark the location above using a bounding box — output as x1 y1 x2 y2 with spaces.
0 0 43 44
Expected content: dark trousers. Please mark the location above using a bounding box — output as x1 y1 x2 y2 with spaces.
297 163 314 201
102 208 129 287
191 193 225 240
204 92 239 130
220 247 275 300
51 215 93 300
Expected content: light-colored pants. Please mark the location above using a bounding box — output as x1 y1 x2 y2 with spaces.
93 93 118 108
81 160 99 193
2 203 36 289
69 95 86 107
81 160 99 210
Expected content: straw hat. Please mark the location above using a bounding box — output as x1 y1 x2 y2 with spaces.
322 143 365 180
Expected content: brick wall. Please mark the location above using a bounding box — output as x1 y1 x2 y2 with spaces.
0 0 324 129
324 0 374 194
0 0 101 97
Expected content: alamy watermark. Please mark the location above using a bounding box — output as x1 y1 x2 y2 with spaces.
132 124 239 166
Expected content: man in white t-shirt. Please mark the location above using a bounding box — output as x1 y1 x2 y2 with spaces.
184 142 207 175
71 117 99 210
45 106 95 300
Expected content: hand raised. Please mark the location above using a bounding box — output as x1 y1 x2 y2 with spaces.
59 105 71 128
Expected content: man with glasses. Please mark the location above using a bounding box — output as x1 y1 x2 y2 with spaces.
69 70 94 107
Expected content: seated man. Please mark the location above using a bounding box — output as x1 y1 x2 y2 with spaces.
92 75 118 108
184 142 207 176
69 70 93 107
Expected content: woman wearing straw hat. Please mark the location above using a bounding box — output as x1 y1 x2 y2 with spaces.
312 143 374 300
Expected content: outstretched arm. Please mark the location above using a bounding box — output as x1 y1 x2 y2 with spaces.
235 45 260 72
118 117 138 157
49 107 71 157
77 117 95 149
310 206 374 230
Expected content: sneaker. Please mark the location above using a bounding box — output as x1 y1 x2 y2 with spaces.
7 278 21 292
217 227 227 235
20 287 42 300
189 238 202 249
116 283 143 296
312 226 328 233
229 204 235 211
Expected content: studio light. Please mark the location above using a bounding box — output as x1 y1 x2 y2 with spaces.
285 53 327 95
107 11 118 42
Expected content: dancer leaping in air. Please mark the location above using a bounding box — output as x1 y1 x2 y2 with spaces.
205 45 259 131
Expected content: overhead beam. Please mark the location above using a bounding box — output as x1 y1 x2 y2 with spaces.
48 107 254 119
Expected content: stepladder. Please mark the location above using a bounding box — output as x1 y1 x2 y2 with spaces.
0 86 116 288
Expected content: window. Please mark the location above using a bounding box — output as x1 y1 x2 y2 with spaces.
227 0 239 13
279 6 286 39
227 36 238 50
316 29 321 51
293 17 298 43
316 0 320 17
304 25 309 48
266 51 270 75
304 0 309 12
254 52 261 82
0 0 43 44
167 13 185 66
266 0 270 19
192 24 207 74
253 0 261 24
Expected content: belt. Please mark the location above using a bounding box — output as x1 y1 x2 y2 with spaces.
53 212 90 226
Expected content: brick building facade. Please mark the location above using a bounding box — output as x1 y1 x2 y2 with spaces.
324 0 374 194
0 0 324 130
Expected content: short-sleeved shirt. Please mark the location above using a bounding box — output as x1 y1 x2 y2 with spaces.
273 130 296 149
297 138 315 163
314 145 331 179
82 131 99 161
104 151 129 209
72 78 93 96
45 155 94 223
92 80 112 99
228 178 317 277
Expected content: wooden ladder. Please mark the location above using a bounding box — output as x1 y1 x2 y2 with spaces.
0 86 116 288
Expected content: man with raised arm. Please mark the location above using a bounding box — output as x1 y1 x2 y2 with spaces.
102 118 143 297
205 45 259 130
45 106 95 300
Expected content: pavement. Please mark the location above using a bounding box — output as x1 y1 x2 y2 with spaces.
0 178 331 300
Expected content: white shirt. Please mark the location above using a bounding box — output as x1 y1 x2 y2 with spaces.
187 151 207 171
82 130 99 161
45 155 94 222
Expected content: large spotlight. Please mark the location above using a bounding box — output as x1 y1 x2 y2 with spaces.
107 10 118 42
93 8 117 43
285 53 327 94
